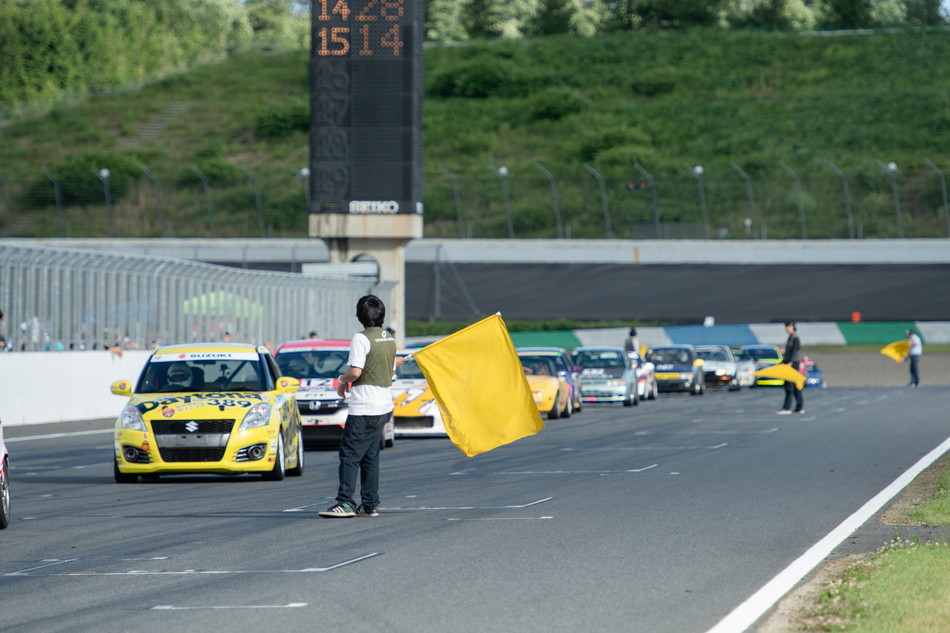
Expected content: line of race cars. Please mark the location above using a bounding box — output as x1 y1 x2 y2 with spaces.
99 338 824 484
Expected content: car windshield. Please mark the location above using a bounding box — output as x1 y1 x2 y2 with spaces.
573 351 625 369
276 350 349 379
650 349 692 364
745 348 779 361
138 357 268 393
697 349 729 361
519 356 557 376
395 356 425 381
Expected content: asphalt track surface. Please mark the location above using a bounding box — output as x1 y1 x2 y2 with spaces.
406 262 950 323
2 386 949 633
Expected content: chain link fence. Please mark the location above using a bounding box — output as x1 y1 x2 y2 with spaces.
1 160 948 240
0 242 393 352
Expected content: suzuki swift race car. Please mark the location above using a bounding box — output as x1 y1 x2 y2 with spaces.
110 343 304 483
274 338 395 449
391 382 448 437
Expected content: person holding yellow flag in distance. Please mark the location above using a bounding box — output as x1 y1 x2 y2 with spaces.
776 321 804 415
906 329 922 387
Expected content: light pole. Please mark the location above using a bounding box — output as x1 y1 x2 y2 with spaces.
583 163 612 238
437 164 465 238
877 160 904 238
682 163 710 238
825 160 855 239
93 167 114 237
536 163 564 239
294 167 311 213
488 164 514 238
779 161 807 239
924 159 950 237
634 163 660 238
730 162 762 239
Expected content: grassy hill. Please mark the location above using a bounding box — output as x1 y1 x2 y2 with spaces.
1 28 949 239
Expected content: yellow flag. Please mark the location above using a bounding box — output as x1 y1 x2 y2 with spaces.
880 340 909 363
413 314 544 457
754 363 806 390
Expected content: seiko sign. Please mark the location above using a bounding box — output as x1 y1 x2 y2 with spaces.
349 200 399 214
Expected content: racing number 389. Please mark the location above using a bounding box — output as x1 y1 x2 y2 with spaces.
315 0 405 57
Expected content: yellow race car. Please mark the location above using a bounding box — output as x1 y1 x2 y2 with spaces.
519 354 572 419
110 342 303 483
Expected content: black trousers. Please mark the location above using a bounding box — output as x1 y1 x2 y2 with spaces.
783 380 803 411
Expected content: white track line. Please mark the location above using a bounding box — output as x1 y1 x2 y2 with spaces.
705 434 950 633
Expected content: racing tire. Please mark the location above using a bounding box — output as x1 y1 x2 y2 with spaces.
547 392 562 420
113 457 138 484
263 434 286 481
287 429 304 477
623 393 634 407
562 397 572 419
0 457 10 529
648 380 658 400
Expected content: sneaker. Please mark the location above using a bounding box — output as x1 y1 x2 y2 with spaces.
776 409 792 415
795 410 805 414
356 504 379 517
319 502 356 518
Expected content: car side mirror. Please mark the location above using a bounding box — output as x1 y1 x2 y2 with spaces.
110 380 132 397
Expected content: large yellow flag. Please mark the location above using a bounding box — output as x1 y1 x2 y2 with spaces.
413 314 544 456
880 340 910 363
754 363 806 390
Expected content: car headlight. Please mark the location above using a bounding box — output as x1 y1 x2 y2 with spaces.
118 405 146 431
679 372 693 380
239 403 272 431
532 390 544 402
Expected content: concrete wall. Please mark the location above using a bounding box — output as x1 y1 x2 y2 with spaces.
0 350 150 427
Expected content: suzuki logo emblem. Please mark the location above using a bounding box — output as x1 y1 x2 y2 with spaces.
185 421 199 433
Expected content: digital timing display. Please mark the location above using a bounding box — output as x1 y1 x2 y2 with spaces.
309 0 423 215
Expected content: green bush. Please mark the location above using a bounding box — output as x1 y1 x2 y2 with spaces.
253 98 308 139
629 67 678 96
527 87 586 121
22 150 141 207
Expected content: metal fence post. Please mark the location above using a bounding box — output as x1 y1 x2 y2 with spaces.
583 164 612 238
682 163 710 238
437 164 465 238
43 167 65 236
730 162 762 239
141 165 167 237
536 163 564 239
487 164 514 238
825 161 855 239
241 167 267 238
779 161 807 239
924 159 950 237
634 163 660 238
189 165 217 237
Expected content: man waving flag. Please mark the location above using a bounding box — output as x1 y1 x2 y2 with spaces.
413 314 544 457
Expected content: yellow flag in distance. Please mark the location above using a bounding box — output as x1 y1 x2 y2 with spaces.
413 314 544 457
880 340 910 363
754 363 806 390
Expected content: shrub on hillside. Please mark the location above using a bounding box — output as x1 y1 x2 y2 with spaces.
578 127 652 162
629 67 677 96
22 151 141 207
528 87 586 120
254 98 308 139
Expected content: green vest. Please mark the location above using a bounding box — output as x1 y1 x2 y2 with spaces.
353 327 396 387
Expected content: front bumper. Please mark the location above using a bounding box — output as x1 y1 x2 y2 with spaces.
655 371 698 392
115 423 281 475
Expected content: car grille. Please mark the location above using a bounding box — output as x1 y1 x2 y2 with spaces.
158 447 228 462
151 419 236 434
394 416 434 429
151 419 236 463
